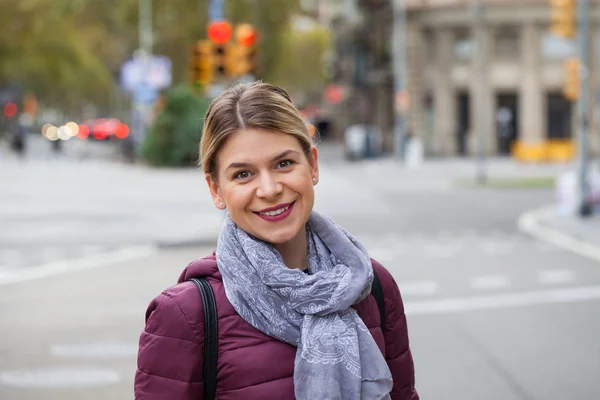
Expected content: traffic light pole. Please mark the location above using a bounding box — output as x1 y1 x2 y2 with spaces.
577 0 592 217
472 0 487 185
139 0 153 56
392 0 408 161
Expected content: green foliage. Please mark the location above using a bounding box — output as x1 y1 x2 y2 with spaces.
0 0 323 115
272 24 331 93
141 86 209 167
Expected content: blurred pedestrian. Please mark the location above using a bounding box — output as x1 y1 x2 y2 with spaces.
51 138 62 156
135 82 419 400
10 114 29 159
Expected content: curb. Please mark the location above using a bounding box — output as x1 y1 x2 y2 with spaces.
517 205 600 263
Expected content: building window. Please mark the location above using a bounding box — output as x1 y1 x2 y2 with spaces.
495 26 519 59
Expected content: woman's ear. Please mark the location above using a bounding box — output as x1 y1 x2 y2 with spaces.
310 146 319 184
205 173 226 210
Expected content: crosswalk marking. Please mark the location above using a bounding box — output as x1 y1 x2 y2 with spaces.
0 245 111 270
405 285 600 315
397 268 583 300
470 275 510 290
422 242 463 258
399 281 439 296
355 230 564 261
538 269 576 285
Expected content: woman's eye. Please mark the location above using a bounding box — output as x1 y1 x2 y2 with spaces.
277 159 294 169
233 171 251 180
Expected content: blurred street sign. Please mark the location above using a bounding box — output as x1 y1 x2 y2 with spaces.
209 0 225 21
120 55 172 104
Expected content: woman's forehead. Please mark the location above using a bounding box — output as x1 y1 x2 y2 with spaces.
218 129 304 162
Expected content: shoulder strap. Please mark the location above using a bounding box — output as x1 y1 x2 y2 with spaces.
189 278 218 400
371 267 386 331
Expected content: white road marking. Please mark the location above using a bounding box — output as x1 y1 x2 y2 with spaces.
405 285 600 315
399 280 439 296
470 275 510 290
0 366 120 388
422 242 463 258
518 205 600 264
0 245 156 285
538 269 576 285
50 342 138 358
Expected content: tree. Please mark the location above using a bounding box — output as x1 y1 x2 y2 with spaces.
271 23 331 96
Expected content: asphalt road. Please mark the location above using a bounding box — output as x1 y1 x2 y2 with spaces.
1 141 598 399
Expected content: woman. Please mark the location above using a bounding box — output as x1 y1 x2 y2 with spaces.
135 82 419 400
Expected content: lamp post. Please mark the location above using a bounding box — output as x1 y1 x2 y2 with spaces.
471 0 487 185
577 0 592 217
392 0 408 161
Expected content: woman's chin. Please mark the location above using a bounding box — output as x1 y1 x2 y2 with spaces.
255 226 303 246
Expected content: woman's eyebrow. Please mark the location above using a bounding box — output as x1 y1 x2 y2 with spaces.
225 150 300 171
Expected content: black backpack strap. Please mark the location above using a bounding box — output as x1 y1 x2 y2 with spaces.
371 267 386 331
189 278 218 400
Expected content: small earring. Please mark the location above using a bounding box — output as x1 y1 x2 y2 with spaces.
312 177 317 183
219 201 224 207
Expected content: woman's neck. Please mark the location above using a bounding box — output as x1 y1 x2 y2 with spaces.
273 226 308 271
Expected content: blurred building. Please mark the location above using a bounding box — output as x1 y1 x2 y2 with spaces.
329 0 600 158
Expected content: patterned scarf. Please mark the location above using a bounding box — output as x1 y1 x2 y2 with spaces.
216 211 393 400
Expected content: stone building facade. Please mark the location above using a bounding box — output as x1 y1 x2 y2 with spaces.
330 0 600 157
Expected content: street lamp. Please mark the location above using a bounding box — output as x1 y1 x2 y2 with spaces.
392 0 408 161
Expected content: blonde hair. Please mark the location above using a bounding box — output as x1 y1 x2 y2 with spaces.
200 81 313 180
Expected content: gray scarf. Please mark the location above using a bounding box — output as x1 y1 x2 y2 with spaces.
216 211 393 400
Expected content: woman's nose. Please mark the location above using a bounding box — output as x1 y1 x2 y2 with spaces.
256 173 283 199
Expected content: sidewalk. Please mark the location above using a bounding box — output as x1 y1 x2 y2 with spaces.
518 205 600 263
317 141 581 184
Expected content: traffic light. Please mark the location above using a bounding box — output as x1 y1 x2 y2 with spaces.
550 0 576 38
192 40 214 87
563 57 580 101
224 43 257 77
229 23 259 77
212 44 227 77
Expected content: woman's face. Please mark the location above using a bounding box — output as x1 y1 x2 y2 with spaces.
206 128 319 245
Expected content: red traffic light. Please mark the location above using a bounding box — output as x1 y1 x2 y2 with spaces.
3 102 17 118
236 23 258 47
208 21 232 44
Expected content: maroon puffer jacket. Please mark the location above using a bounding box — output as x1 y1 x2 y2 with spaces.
135 254 419 400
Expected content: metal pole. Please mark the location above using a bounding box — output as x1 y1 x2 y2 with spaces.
392 0 408 161
578 0 592 217
139 0 152 55
472 0 487 185
132 0 152 157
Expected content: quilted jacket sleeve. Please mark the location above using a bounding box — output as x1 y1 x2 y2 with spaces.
135 289 204 400
373 261 419 400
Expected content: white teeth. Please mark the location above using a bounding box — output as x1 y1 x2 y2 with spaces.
259 205 290 216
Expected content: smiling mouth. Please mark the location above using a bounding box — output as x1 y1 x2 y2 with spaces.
255 202 294 216
253 201 296 221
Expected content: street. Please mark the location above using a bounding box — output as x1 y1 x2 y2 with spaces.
1 140 599 399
